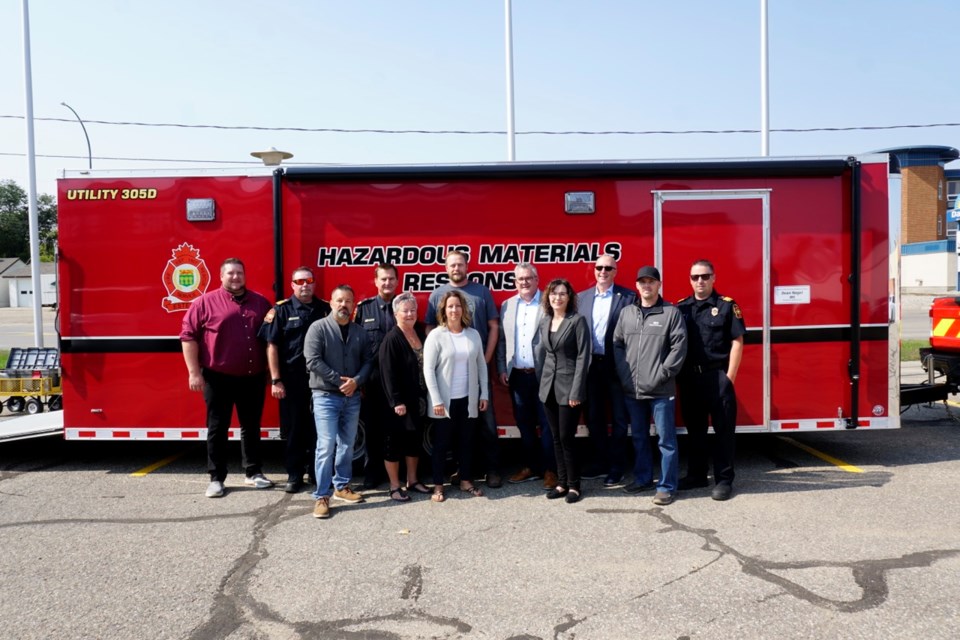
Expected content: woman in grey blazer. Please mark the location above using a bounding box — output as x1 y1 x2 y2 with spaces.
536 278 591 503
423 289 489 502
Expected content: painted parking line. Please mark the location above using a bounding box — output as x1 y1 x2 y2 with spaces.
130 451 188 477
777 436 864 474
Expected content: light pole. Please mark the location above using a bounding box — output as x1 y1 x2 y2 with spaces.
61 102 91 169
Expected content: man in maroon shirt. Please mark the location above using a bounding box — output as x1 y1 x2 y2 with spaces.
181 258 275 498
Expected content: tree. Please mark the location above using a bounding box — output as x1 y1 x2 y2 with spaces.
0 180 57 262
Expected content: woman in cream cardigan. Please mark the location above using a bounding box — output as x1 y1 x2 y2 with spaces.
423 289 489 502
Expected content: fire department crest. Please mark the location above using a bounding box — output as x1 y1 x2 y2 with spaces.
162 243 211 312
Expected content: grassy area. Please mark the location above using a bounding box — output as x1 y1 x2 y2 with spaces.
0 349 7 369
901 339 925 362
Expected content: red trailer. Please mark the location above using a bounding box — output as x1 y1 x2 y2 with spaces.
54 155 900 441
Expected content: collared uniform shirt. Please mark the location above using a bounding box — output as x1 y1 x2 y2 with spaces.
356 295 397 365
677 291 746 366
590 286 614 355
258 295 330 379
180 287 272 376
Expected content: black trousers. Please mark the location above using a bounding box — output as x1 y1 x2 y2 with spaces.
203 369 266 482
431 397 477 486
678 368 737 485
279 375 316 481
360 375 388 480
544 388 583 491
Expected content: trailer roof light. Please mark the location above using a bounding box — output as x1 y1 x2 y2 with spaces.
251 147 293 166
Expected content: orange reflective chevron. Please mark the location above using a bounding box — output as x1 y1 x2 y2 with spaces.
929 297 960 352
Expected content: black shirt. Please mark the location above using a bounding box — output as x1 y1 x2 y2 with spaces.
677 291 746 366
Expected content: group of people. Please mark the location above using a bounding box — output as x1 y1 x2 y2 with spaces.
179 250 744 520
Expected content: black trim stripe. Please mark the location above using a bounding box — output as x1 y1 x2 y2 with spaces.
61 338 182 354
60 326 889 355
282 158 851 182
744 326 888 345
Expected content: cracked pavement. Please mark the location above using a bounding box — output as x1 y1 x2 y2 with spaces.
1 413 959 639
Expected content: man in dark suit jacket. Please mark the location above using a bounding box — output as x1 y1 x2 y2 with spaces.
576 254 636 487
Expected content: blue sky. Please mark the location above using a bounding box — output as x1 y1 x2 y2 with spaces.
3 0 959 197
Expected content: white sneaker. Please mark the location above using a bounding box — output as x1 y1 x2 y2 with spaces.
244 473 274 489
205 480 225 498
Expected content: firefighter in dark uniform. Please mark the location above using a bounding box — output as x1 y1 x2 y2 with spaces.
355 264 400 489
259 266 330 493
676 259 745 501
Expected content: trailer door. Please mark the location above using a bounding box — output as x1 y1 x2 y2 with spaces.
654 190 769 432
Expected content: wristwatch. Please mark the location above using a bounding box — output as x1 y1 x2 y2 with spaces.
271 378 282 385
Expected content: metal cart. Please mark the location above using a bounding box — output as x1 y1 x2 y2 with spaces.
0 348 62 415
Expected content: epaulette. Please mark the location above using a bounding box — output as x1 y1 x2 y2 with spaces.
721 296 734 303
275 299 290 306
357 298 374 306
676 295 691 304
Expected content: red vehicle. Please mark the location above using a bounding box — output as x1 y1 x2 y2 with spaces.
54 155 900 442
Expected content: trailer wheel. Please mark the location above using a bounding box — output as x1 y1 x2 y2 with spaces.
25 398 43 415
6 397 25 413
48 395 63 411
352 420 367 464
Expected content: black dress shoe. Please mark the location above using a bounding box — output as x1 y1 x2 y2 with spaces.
362 476 384 490
284 479 304 494
711 483 733 501
485 472 503 489
565 489 582 504
546 487 568 500
679 476 709 490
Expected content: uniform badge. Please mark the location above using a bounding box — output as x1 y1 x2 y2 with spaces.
161 243 211 313
263 309 276 323
711 307 719 316
733 304 742 319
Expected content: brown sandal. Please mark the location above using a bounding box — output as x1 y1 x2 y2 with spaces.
460 483 484 498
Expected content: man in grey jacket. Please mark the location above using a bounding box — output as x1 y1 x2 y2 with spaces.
304 285 373 519
613 266 687 505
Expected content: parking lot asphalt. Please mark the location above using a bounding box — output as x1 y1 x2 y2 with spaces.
1 408 959 639
1 306 958 638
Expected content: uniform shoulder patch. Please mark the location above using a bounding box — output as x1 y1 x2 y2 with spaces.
732 303 742 319
263 308 277 323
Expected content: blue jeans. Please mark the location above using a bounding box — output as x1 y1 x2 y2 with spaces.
624 396 678 494
509 369 555 474
311 391 362 499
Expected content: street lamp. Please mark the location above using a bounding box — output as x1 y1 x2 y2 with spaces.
61 102 91 169
251 147 293 166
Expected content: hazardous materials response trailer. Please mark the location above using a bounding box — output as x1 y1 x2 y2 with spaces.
54 155 900 442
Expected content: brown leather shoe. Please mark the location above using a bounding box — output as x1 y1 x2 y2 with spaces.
508 467 539 484
542 471 558 491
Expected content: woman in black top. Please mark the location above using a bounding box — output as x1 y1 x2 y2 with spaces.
379 291 431 501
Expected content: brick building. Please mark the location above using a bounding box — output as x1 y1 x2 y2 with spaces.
880 146 960 291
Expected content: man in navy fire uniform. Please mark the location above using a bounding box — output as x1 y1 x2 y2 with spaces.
259 266 330 493
676 259 745 501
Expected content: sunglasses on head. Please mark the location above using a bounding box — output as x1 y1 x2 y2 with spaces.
595 265 615 272
293 277 315 285
690 273 713 281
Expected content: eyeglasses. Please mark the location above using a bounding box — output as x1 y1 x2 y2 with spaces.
292 277 315 285
516 276 537 282
689 274 713 281
595 265 615 272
